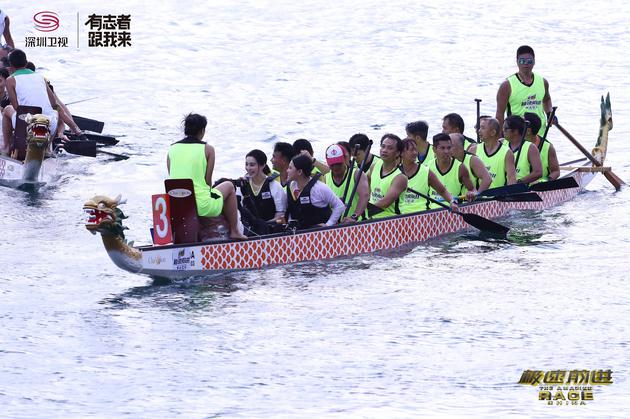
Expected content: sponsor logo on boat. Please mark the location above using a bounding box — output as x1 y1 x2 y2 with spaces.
518 369 613 406
172 248 196 271
147 255 167 266
168 188 192 198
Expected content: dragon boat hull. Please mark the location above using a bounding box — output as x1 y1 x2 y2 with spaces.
127 170 593 279
0 154 56 191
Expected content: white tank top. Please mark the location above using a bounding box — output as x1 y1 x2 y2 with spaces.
14 72 54 116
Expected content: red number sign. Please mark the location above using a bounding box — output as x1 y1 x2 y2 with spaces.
152 194 172 245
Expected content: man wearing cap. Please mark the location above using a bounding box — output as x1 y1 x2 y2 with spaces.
324 143 369 223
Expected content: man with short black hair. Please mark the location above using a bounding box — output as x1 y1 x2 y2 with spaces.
502 115 542 184
348 133 379 173
496 45 552 136
292 138 329 175
523 112 559 182
405 120 433 165
271 141 295 187
442 112 477 152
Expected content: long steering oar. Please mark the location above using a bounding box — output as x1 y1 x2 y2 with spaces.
553 116 625 191
407 187 510 237
343 140 373 218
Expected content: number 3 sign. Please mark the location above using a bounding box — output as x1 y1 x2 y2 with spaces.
152 194 173 245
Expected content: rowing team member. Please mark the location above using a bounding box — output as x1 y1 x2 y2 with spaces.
323 143 369 222
0 8 14 58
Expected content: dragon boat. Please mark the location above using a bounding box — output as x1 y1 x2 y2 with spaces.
84 95 618 280
0 107 56 191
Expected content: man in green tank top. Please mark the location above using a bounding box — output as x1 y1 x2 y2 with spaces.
523 112 560 181
405 120 434 166
167 113 247 240
441 113 477 153
324 143 369 223
367 134 408 218
496 45 552 136
476 116 517 188
503 115 542 184
428 133 477 203
449 133 492 194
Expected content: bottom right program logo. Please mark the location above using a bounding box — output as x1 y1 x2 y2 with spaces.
518 369 613 406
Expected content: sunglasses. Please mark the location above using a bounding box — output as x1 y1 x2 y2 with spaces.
518 58 534 65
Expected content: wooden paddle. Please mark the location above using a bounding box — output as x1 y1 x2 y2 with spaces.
343 140 373 218
554 120 625 191
406 187 510 237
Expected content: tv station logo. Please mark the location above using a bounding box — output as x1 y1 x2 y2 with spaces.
33 11 60 32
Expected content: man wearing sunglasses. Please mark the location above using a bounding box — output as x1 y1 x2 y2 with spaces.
495 45 552 137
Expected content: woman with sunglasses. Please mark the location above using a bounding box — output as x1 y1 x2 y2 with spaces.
495 45 553 136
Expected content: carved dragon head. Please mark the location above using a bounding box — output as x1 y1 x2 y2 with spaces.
84 195 128 237
26 113 51 149
593 93 613 164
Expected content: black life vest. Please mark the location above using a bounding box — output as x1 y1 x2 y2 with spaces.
285 174 331 229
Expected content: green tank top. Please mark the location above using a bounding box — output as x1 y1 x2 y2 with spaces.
476 141 509 188
512 141 534 181
461 153 477 193
507 73 547 135
418 144 435 167
427 157 462 208
325 167 359 217
168 142 215 217
401 164 430 213
369 158 404 219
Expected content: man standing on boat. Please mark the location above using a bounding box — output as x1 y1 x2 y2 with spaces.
476 116 516 188
503 115 542 184
324 143 369 223
0 9 14 58
426 133 477 205
405 120 434 166
496 45 553 135
167 113 247 240
523 112 559 182
441 113 477 152
449 133 492 195
348 133 379 173
270 141 295 187
367 134 407 218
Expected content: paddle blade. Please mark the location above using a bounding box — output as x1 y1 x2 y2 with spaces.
366 202 384 218
66 131 119 146
478 183 529 198
494 192 543 202
62 140 97 157
530 177 579 192
460 212 509 237
72 115 104 133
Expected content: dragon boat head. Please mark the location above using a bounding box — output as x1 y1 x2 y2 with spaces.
84 194 128 237
26 113 51 148
592 92 613 164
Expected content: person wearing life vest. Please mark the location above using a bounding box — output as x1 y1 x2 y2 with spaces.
399 138 457 213
496 45 553 136
270 141 295 187
427 133 477 206
238 149 287 235
367 134 408 218
449 133 492 195
405 120 434 166
167 113 247 240
503 115 542 184
348 133 380 173
324 143 369 223
441 113 477 153
476 116 517 188
285 154 345 229
523 112 560 182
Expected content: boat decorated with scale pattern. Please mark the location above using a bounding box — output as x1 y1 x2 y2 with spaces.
84 95 617 280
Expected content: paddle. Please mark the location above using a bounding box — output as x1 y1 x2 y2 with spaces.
475 98 482 142
540 106 556 141
340 144 360 211
65 131 118 145
343 140 373 218
71 115 104 133
55 139 129 160
65 96 101 106
491 192 542 202
554 121 625 190
513 120 530 179
478 183 529 198
529 176 578 192
406 186 510 237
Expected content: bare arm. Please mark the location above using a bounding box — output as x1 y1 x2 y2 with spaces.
375 174 407 209
166 155 170 174
543 78 552 114
458 163 477 201
547 143 560 180
204 144 216 187
52 91 81 133
471 155 492 193
519 145 542 184
505 148 517 185
496 80 511 131
6 76 17 109
3 17 14 49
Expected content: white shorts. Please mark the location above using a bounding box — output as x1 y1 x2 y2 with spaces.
11 110 59 137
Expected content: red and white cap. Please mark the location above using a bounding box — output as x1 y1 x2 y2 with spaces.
325 144 346 166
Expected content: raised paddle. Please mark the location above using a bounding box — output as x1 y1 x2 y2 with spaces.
554 121 625 190
513 120 530 179
340 144 360 210
71 115 104 133
540 106 557 141
343 140 373 218
475 98 482 142
406 186 510 237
